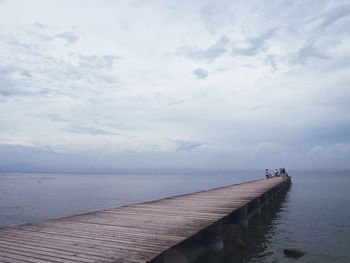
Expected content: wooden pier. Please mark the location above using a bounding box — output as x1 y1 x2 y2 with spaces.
0 176 291 263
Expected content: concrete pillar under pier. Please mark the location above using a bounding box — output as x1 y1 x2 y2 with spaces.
254 197 261 214
262 193 269 207
162 243 207 263
160 221 224 263
268 189 274 201
234 205 248 227
248 197 261 219
203 221 223 251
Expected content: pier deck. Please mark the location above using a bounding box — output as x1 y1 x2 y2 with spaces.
0 176 290 263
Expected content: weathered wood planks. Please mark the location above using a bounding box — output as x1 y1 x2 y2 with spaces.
0 176 290 263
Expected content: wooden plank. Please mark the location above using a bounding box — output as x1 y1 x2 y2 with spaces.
27 221 189 239
0 235 154 263
10 226 180 249
0 240 110 262
17 221 186 242
0 229 167 254
50 218 198 236
0 248 64 263
0 255 32 263
0 235 149 262
0 245 97 263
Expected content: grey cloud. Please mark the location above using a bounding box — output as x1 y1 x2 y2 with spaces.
0 67 32 78
38 113 69 123
326 56 350 71
293 42 329 64
180 36 229 60
0 67 36 97
65 124 136 138
55 32 79 44
0 144 221 173
266 55 277 70
0 144 102 173
309 123 350 145
193 68 208 79
199 2 232 33
2 32 118 81
61 54 119 82
75 55 118 70
232 29 276 56
4 36 32 52
95 74 118 84
33 23 46 29
321 5 350 29
173 140 205 151
65 126 115 136
0 51 119 99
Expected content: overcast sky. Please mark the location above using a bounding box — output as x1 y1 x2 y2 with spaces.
0 0 349 172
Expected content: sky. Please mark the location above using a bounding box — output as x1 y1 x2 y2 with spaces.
0 0 349 172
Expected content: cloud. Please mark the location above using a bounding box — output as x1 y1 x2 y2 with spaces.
257 142 275 151
199 2 233 33
232 28 276 56
309 122 350 145
65 126 115 136
33 22 46 29
265 55 277 70
38 113 68 123
321 5 350 29
0 52 118 98
0 29 119 98
308 143 350 167
2 35 33 52
179 36 229 60
173 140 205 152
193 68 208 79
55 32 79 44
0 67 37 97
0 0 349 170
75 55 118 70
293 42 329 64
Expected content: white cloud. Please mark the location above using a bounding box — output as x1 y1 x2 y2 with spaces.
0 0 349 170
55 32 79 44
310 144 350 155
193 68 208 79
257 142 275 151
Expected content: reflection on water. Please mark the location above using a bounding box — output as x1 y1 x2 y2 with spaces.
196 184 291 263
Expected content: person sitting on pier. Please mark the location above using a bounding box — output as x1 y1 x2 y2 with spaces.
274 169 278 177
266 169 271 178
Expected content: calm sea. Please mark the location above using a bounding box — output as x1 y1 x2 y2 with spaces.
0 170 349 262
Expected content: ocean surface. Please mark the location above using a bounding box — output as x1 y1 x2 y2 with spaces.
0 170 349 262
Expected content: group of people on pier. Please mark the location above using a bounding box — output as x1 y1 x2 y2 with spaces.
265 168 288 178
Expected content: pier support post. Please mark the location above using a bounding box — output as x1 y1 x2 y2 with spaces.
255 197 261 214
268 189 274 201
263 193 269 206
162 243 206 263
248 197 261 220
203 221 223 251
236 205 248 226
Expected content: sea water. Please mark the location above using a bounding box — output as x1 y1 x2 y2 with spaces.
247 171 350 263
0 170 349 262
